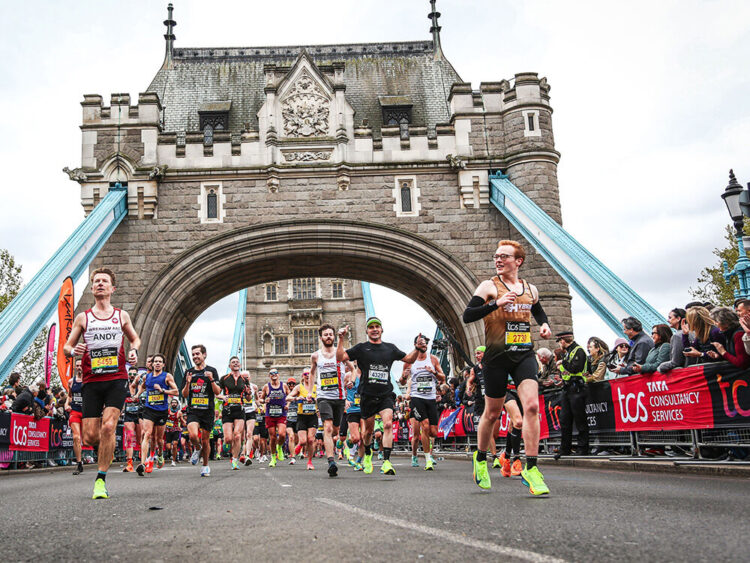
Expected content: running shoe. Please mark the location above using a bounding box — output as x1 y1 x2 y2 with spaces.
136 463 145 476
231 458 239 470
411 456 419 467
260 454 268 463
200 465 211 477
511 459 523 477
328 460 338 477
493 457 502 469
289 457 296 465
269 455 277 468
338 452 343 460
472 451 491 490
157 455 165 469
343 445 350 459
363 453 373 474
276 446 285 461
347 454 356 467
520 465 549 496
190 448 201 466
92 478 109 500
380 460 396 475
307 461 315 470
239 455 246 464
123 459 133 473
377 452 383 461
74 462 84 475
215 453 221 461
145 460 154 474
244 457 253 466
501 456 512 478
425 457 434 471
354 462 363 471
171 460 177 467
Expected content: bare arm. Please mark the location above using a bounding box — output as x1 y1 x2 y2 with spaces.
63 313 87 357
120 310 141 365
164 374 179 396
181 373 192 399
431 355 446 385
336 326 350 362
399 365 411 386
310 352 318 382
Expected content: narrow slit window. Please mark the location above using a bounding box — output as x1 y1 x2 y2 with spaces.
400 182 412 213
206 189 218 219
203 124 213 145
527 113 535 131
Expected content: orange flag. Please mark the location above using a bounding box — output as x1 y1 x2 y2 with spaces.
57 277 75 389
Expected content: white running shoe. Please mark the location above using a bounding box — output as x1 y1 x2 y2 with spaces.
289 457 296 465
171 460 177 467
190 448 201 465
260 454 268 463
200 465 211 477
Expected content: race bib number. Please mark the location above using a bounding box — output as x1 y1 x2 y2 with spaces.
417 376 433 393
226 397 241 404
369 367 389 384
302 402 317 414
148 393 164 404
354 396 360 406
268 405 283 417
244 405 255 414
255 412 264 422
191 397 209 407
320 375 339 391
90 347 119 374
166 420 174 429
506 321 532 351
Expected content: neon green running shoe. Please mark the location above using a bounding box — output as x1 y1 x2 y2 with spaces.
521 465 549 496
363 453 373 474
269 455 277 468
425 457 434 471
472 451 491 490
343 445 350 459
493 457 501 468
380 459 396 475
276 446 285 461
92 478 109 500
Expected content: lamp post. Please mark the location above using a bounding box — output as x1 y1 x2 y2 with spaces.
721 169 750 299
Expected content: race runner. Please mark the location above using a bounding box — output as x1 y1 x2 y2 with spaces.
181 345 221 477
165 398 184 466
462 239 552 495
63 268 140 499
285 377 298 464
310 324 355 477
64 357 85 475
134 354 178 475
219 357 248 471
336 318 420 475
499 382 524 477
344 368 365 470
286 368 318 470
122 366 142 472
241 371 259 466
252 404 269 463
400 334 446 470
259 368 289 468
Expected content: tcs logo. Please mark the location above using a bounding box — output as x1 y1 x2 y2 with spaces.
12 424 27 446
616 388 648 423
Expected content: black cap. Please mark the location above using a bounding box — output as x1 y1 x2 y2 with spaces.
555 331 574 340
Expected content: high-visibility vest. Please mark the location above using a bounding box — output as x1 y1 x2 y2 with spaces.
558 345 588 381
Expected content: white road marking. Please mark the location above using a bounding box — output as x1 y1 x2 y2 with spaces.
315 497 566 563
263 470 291 488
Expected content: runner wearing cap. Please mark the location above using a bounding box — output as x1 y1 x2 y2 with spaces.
336 317 420 475
259 368 289 468
462 239 552 495
219 357 248 471
310 324 355 477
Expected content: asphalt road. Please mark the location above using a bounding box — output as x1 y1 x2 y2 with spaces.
1 457 747 562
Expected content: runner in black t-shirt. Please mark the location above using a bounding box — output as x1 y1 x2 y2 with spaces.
181 344 221 477
336 317 420 476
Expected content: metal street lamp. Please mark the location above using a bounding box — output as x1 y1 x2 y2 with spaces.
722 170 750 299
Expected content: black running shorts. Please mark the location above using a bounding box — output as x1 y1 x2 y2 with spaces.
82 379 129 419
410 397 439 426
360 393 395 420
317 398 345 425
297 414 318 432
482 352 538 399
142 407 168 426
186 411 214 432
221 408 245 424
346 412 362 425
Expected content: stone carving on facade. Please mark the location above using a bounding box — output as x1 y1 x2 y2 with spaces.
446 154 466 170
148 164 169 180
282 151 332 162
281 70 330 137
62 167 88 183
267 175 280 193
337 173 350 191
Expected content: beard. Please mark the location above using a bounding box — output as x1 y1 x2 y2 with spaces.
322 337 334 347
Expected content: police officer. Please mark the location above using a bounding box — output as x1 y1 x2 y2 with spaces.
554 331 589 458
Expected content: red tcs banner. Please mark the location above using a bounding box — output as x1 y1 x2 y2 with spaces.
10 414 51 452
609 366 712 432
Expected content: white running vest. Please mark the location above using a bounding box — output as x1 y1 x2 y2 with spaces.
410 356 437 400
82 308 126 382
316 349 345 400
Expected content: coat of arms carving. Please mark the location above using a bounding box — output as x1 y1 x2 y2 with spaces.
281 71 330 137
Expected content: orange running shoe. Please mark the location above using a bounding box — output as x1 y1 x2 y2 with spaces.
501 456 512 478
145 459 154 474
511 458 523 476
124 459 134 472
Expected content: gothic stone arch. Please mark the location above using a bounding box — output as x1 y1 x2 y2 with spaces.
132 219 482 370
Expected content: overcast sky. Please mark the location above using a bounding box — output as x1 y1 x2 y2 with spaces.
2 1 749 373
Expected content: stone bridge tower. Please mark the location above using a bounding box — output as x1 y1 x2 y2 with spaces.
71 4 572 372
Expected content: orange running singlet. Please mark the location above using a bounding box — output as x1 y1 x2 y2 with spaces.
483 277 534 363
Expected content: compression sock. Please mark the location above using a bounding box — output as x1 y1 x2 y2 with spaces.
526 456 538 469
504 434 512 456
364 443 372 456
510 427 522 457
383 447 392 461
96 471 107 483
476 450 487 462
346 439 354 449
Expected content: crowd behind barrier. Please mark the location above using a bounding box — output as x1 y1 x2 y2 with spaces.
3 300 750 469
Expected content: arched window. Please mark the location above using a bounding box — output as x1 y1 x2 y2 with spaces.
262 333 273 356
206 189 218 219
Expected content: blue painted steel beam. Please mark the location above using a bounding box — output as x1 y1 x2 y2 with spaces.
0 185 128 382
228 289 247 372
489 173 664 335
173 340 193 386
